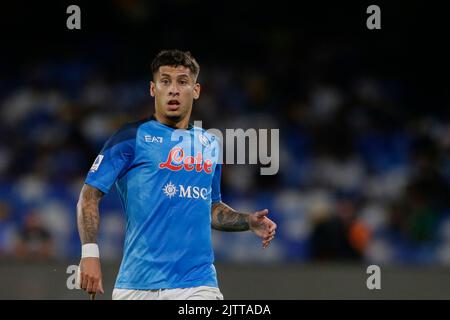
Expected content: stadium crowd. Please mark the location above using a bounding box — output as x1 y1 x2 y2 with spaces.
0 3 449 265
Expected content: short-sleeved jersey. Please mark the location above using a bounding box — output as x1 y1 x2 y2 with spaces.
85 115 222 290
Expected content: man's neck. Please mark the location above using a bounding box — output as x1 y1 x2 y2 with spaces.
154 113 190 130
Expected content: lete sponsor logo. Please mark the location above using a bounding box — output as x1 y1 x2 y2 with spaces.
159 147 213 174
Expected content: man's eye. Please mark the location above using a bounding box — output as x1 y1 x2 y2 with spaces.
161 79 170 85
179 80 187 85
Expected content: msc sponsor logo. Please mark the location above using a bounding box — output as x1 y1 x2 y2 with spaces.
162 182 178 198
162 182 208 200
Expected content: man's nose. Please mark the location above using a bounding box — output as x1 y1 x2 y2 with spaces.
169 83 180 96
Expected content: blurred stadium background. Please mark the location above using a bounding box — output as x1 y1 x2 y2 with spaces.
0 1 449 299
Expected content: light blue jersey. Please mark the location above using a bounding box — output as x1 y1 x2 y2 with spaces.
85 115 222 290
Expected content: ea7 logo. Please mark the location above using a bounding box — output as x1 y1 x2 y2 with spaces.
145 135 163 143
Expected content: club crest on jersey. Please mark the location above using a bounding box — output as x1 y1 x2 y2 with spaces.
198 134 211 148
159 147 213 174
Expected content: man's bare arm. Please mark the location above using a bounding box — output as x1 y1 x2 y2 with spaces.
211 201 277 248
77 184 104 244
76 184 105 296
211 201 250 231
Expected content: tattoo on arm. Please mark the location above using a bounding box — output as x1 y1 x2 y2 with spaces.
211 202 249 232
77 184 104 244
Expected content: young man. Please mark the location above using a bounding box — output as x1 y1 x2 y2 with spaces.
76 50 277 300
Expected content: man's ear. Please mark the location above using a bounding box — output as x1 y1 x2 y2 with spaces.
150 81 155 97
193 83 201 100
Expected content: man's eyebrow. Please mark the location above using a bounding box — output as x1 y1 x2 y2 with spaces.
159 73 191 78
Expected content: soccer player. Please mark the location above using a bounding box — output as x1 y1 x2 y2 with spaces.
76 50 277 300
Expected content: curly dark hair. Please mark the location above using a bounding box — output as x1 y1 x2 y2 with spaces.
151 49 200 80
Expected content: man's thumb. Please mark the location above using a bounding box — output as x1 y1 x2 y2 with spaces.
255 209 269 219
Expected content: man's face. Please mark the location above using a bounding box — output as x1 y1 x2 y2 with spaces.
150 65 200 123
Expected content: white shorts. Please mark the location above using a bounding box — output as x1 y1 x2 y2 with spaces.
112 286 224 300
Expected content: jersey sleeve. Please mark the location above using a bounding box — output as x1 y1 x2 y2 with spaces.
211 163 222 204
84 124 138 194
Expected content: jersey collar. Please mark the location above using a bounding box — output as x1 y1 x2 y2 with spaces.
150 114 194 130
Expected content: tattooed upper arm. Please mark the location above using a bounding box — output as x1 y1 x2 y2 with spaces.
77 184 104 244
78 184 104 204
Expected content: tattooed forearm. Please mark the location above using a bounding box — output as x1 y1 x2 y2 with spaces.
77 184 104 244
211 202 250 232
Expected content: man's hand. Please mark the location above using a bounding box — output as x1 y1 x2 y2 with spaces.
249 209 277 248
79 257 104 297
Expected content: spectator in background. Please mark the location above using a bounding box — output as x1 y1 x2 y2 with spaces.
310 193 371 261
14 211 54 260
0 13 449 266
0 201 17 258
387 133 450 244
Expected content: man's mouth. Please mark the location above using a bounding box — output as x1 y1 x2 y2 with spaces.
167 100 180 110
